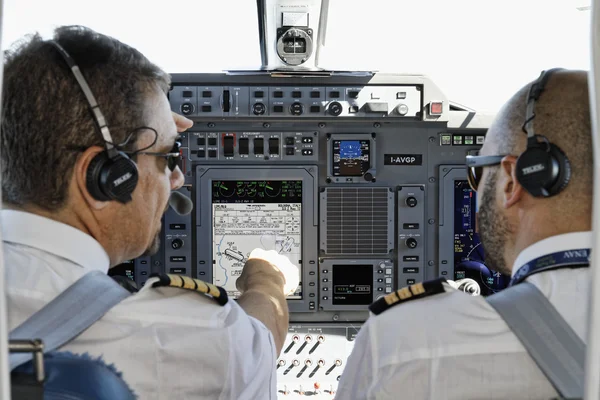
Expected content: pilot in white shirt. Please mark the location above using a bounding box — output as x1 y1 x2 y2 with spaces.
337 233 590 400
5 210 285 399
3 26 298 400
337 69 593 399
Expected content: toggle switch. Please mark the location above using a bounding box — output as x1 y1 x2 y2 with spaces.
238 138 249 155
254 138 264 154
325 359 342 375
223 135 234 157
269 138 280 155
284 334 300 353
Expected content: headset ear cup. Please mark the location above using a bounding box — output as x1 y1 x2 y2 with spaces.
516 143 571 198
547 143 571 196
516 146 550 197
103 153 138 203
86 152 111 202
85 151 138 203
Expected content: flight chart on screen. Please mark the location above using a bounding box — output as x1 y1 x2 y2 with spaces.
212 180 302 298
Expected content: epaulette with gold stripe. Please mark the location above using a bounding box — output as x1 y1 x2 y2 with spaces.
368 277 447 315
151 274 228 306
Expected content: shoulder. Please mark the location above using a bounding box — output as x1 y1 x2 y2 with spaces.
368 277 449 316
149 273 229 306
135 275 278 384
75 274 276 398
363 279 500 350
111 274 237 326
111 274 274 340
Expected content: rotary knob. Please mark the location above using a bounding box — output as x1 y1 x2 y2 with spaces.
252 102 266 115
180 102 194 115
405 238 418 249
290 103 304 116
327 101 343 116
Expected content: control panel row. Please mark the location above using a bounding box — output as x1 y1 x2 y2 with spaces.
180 131 385 190
130 184 427 314
130 255 422 304
170 84 431 119
184 131 318 162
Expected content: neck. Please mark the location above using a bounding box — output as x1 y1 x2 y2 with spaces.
4 202 93 236
4 202 123 266
506 208 591 270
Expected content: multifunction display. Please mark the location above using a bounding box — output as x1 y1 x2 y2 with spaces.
332 264 373 305
212 180 303 298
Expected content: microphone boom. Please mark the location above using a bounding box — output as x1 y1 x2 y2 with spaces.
169 191 193 216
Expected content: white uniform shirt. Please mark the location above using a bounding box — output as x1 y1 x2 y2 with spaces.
4 210 278 400
337 231 591 400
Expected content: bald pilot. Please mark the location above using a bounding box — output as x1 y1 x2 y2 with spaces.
336 69 593 399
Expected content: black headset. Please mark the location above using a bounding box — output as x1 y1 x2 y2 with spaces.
48 40 139 204
515 68 571 198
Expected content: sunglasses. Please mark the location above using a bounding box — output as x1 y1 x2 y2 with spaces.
465 154 506 191
136 140 182 171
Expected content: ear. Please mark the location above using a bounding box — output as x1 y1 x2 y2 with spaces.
500 155 524 209
73 146 111 210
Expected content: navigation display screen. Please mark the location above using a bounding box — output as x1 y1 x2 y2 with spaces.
454 180 508 295
332 264 373 305
212 180 302 299
332 140 370 176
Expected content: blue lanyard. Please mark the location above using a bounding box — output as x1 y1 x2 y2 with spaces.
509 248 591 287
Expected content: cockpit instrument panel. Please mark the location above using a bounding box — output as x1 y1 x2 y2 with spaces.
115 71 499 398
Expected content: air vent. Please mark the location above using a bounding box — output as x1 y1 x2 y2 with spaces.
321 188 393 255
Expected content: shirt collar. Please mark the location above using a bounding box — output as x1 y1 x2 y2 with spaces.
1 210 110 274
511 231 593 277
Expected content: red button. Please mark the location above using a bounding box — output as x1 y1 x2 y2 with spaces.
430 101 443 115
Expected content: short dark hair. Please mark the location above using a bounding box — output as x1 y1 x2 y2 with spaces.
1 25 171 210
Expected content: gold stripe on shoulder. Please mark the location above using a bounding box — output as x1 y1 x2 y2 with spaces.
181 275 196 290
151 274 228 306
369 278 446 315
194 279 221 299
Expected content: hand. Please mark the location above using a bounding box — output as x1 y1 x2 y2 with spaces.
242 248 300 296
172 112 193 133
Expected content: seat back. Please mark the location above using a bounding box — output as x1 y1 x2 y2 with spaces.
9 272 134 399
11 350 136 400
